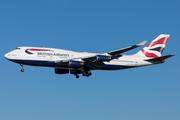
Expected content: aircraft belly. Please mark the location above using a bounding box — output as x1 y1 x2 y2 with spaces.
9 59 62 67
97 64 134 70
97 59 135 70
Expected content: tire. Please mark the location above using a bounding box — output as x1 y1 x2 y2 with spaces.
21 69 24 72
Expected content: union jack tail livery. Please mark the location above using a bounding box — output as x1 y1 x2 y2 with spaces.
136 34 170 58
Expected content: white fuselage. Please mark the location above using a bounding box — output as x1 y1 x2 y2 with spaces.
4 46 155 70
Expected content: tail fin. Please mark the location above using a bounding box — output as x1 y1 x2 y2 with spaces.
135 34 170 58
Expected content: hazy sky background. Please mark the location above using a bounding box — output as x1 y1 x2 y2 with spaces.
0 0 179 120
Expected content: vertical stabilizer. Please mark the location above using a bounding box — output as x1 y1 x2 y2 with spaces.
135 34 170 58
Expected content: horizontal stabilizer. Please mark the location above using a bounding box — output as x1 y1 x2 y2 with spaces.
144 54 175 62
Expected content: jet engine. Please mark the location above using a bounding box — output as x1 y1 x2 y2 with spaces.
55 68 69 74
69 61 84 68
96 55 111 62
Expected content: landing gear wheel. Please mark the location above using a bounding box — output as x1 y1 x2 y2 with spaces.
86 72 92 77
21 69 24 72
20 64 24 72
76 75 79 79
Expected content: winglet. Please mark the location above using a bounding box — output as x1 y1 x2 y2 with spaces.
137 41 147 46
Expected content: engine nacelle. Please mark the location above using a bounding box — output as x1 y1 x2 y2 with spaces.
96 55 111 62
55 68 69 74
69 61 84 68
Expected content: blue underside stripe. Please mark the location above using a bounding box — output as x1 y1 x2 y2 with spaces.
9 59 62 67
9 59 133 70
98 64 134 70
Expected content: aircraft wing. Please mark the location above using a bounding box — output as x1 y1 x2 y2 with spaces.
81 55 97 62
55 60 69 65
81 41 147 62
55 55 103 68
55 55 97 65
55 41 147 69
107 41 147 56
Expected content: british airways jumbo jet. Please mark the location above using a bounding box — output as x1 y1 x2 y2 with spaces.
4 34 174 78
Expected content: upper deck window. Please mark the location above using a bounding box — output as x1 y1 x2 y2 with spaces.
16 48 20 50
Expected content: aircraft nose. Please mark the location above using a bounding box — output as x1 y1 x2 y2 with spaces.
4 53 10 59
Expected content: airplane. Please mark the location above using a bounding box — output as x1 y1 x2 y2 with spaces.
4 34 174 78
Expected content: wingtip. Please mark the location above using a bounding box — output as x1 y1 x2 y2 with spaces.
138 41 147 46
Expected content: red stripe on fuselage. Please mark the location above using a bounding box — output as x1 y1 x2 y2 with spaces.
25 48 51 51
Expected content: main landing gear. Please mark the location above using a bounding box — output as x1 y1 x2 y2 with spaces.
82 72 92 77
20 64 24 72
75 74 79 79
74 71 92 79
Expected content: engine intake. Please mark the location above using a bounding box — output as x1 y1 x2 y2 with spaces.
55 68 69 74
96 55 111 62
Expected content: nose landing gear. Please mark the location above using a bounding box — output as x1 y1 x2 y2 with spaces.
20 64 24 72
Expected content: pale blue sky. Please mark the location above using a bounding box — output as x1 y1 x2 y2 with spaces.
0 0 179 120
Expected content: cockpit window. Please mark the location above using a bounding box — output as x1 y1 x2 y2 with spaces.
16 48 20 50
